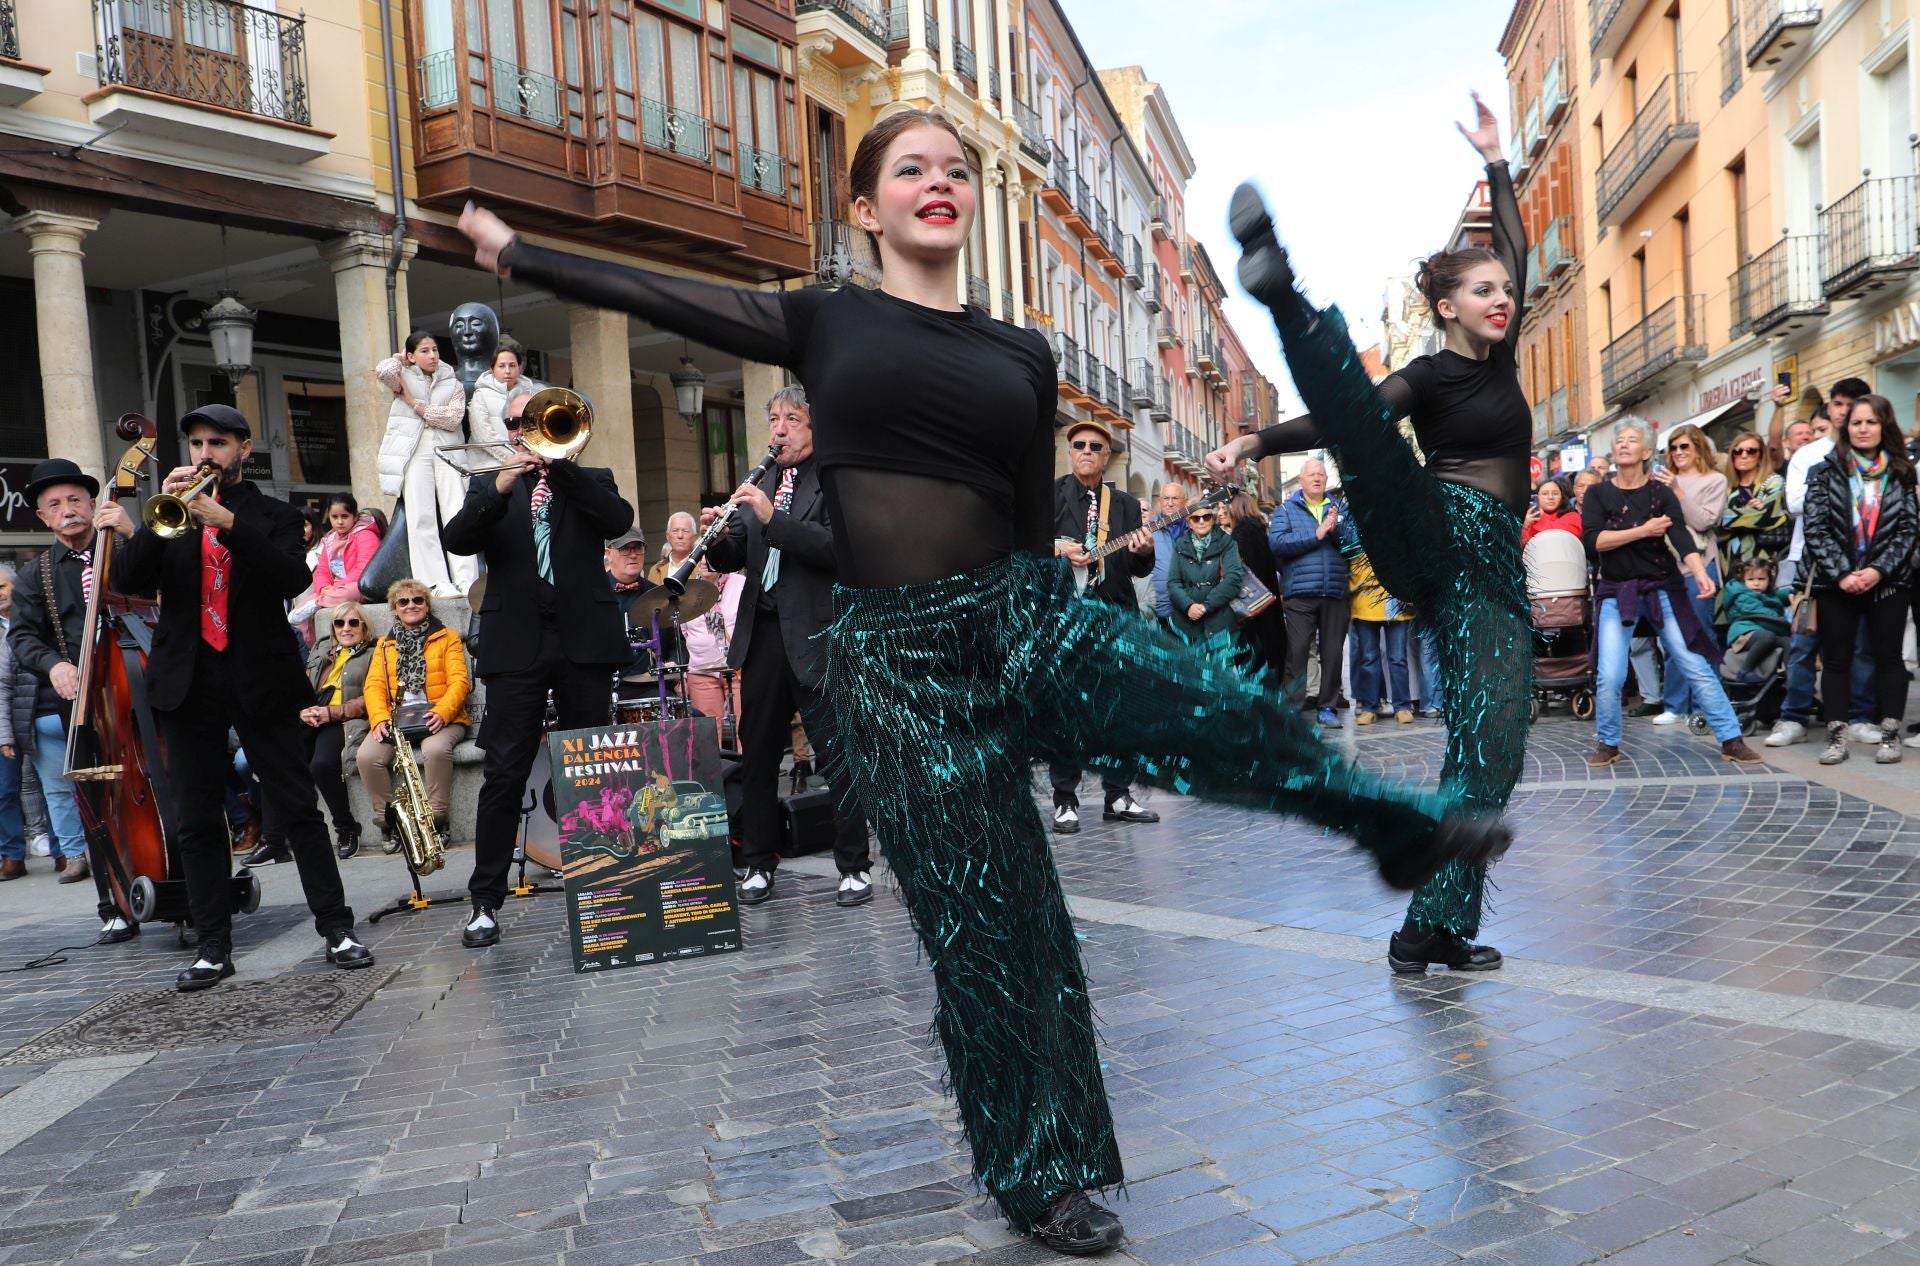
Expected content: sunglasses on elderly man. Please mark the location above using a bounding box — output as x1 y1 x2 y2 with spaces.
1070 439 1107 453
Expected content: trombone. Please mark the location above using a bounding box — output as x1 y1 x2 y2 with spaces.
436 387 593 476
142 463 221 539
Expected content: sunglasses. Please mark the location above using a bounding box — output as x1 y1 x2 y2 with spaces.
332 617 363 628
1188 513 1215 522
1670 442 1693 450
1070 440 1107 452
393 596 428 608
1731 446 1761 456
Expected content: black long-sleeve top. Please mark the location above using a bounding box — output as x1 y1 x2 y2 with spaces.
500 241 1057 588
1248 160 1533 516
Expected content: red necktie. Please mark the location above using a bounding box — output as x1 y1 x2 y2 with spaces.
201 525 231 650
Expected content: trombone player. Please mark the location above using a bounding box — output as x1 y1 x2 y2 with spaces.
115 405 373 990
442 390 634 949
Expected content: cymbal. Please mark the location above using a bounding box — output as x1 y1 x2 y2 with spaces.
625 579 719 623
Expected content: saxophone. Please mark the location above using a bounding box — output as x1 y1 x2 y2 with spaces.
390 726 444 876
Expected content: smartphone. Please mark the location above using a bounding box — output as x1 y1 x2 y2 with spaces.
1777 371 1793 389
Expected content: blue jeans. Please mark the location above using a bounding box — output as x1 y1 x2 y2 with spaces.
30 714 86 861
1597 593 1741 745
1414 624 1445 712
1663 560 1721 715
1780 623 1875 725
1350 620 1412 711
0 749 23 861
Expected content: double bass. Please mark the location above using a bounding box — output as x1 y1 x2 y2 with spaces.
62 415 260 929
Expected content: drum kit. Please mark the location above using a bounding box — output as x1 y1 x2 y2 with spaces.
613 581 737 742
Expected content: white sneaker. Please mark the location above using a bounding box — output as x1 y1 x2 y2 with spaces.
1849 722 1884 745
1764 720 1806 747
1902 731 1920 749
26 834 50 858
1651 711 1685 726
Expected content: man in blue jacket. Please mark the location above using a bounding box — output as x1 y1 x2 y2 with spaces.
1270 459 1352 726
1148 481 1188 626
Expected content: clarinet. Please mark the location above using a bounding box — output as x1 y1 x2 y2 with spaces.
661 443 785 595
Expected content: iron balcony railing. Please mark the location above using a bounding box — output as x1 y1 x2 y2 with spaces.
1103 366 1121 410
1126 236 1143 284
811 219 882 288
1820 175 1919 296
799 0 889 47
1720 22 1743 104
419 48 457 109
1524 97 1544 156
1149 196 1170 238
1180 243 1196 279
953 41 975 82
1048 142 1073 195
1542 54 1568 123
924 2 938 57
989 59 1000 103
1148 374 1171 420
1058 336 1082 390
888 0 907 39
739 143 785 196
1013 99 1047 162
1093 203 1110 247
1000 288 1013 319
1128 360 1157 406
1731 236 1827 335
1601 295 1705 404
1085 351 1106 398
1744 0 1822 68
1074 175 1091 217
1539 215 1573 277
1156 317 1182 348
1595 73 1696 223
1590 0 1646 59
966 273 990 309
491 57 562 128
642 96 711 161
93 0 311 125
2 0 19 60
1142 263 1162 310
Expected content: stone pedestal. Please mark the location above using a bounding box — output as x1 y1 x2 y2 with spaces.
323 231 417 514
565 304 639 518
13 210 105 487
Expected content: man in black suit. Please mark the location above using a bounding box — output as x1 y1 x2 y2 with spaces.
441 392 634 947
1048 419 1159 835
701 385 870 908
115 405 372 990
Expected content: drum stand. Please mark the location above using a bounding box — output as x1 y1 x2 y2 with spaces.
509 787 565 899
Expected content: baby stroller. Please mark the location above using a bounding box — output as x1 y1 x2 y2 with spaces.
1701 619 1789 737
1524 530 1595 722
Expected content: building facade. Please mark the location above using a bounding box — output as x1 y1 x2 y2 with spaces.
1502 0 1591 463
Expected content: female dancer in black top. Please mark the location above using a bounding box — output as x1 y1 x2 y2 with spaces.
459 109 1506 1256
1208 95 1535 975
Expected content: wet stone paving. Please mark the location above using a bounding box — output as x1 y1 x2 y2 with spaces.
0 715 1917 1264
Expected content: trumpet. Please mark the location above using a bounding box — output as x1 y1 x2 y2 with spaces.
142 463 221 538
662 443 784 595
436 387 593 476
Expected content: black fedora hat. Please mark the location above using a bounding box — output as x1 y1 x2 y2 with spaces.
23 458 99 504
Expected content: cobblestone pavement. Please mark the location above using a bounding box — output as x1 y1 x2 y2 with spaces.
0 715 1916 1265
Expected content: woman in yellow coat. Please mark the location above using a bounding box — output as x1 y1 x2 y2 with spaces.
1349 546 1416 724
357 578 472 848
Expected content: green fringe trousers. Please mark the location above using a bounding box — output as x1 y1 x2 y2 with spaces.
821 552 1458 1229
1274 306 1533 939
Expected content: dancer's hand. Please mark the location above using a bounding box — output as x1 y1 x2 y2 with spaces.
1205 437 1249 481
459 202 517 276
1457 91 1502 163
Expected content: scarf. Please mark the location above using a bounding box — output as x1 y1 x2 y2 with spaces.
391 617 436 698
1848 450 1889 563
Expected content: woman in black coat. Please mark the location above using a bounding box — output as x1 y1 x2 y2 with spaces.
1803 393 1920 765
1222 492 1284 677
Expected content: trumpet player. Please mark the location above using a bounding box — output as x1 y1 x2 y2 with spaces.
115 405 373 990
701 385 871 908
441 392 634 949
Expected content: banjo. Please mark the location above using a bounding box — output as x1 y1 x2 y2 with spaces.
1062 483 1241 592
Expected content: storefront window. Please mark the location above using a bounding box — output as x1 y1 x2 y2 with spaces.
284 377 350 488
701 400 746 503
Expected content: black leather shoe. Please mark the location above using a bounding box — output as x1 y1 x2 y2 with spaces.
1389 927 1503 974
242 838 291 867
738 869 774 906
335 825 361 861
100 916 139 945
1374 812 1512 892
1102 795 1159 824
1032 1190 1124 1256
462 904 500 948
176 957 235 992
1629 701 1664 718
325 932 375 969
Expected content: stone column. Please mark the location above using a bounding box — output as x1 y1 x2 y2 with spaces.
323 230 416 513
13 210 105 486
566 303 639 516
740 361 785 457
982 161 1008 319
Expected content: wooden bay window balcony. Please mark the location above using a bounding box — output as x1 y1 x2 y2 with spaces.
407 0 810 282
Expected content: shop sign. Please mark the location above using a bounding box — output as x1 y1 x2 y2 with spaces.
1874 302 1920 358
0 461 55 534
1691 350 1772 414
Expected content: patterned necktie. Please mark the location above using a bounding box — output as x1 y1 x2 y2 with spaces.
1083 488 1101 581
761 468 798 592
530 472 553 584
77 550 93 604
200 525 230 650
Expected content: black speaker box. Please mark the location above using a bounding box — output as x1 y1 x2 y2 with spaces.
781 787 838 857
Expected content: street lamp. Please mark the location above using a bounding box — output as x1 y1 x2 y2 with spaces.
203 289 257 388
669 350 706 429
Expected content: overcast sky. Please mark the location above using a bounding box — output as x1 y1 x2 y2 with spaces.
1068 0 1514 410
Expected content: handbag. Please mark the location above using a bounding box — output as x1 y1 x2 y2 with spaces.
1789 563 1816 636
1231 569 1277 623
392 701 436 741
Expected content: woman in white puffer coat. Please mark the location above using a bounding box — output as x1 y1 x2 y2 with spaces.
375 331 472 596
466 346 536 447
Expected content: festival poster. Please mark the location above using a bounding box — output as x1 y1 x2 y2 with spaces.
548 716 742 973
